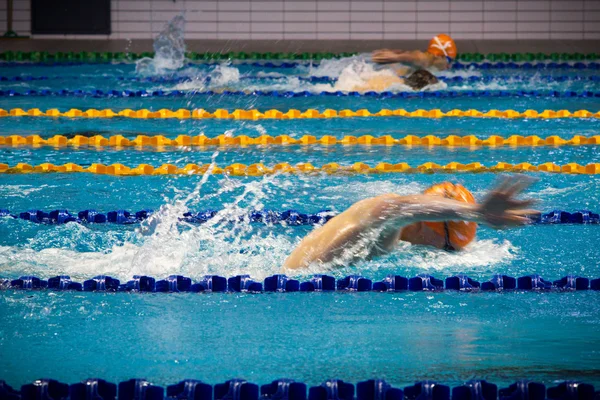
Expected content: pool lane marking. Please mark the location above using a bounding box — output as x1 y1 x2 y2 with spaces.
1 161 599 175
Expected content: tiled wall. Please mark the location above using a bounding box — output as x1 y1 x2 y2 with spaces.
1 0 599 40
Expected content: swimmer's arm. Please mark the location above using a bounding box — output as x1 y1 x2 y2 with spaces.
372 49 435 68
369 194 481 229
283 221 364 270
371 179 537 230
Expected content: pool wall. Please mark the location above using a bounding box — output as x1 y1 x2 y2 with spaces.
3 0 600 52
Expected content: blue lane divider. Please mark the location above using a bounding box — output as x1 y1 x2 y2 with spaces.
2 89 600 98
1 209 337 226
2 273 600 293
2 379 597 400
70 379 117 400
2 209 599 226
3 74 600 85
405 381 450 400
2 60 600 69
0 75 333 84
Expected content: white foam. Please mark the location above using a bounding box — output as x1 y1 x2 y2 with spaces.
328 59 403 92
0 184 48 198
0 179 296 282
437 68 482 79
306 54 370 77
394 238 518 271
209 64 241 87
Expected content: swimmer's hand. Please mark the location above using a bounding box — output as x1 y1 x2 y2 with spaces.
477 176 538 229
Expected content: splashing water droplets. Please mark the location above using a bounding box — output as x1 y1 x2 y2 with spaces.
136 15 187 75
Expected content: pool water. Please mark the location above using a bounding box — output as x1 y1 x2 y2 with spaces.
1 55 600 389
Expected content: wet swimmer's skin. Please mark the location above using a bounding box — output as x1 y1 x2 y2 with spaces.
352 70 439 92
282 177 538 271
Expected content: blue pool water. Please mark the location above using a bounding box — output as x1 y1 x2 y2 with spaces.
1 56 600 390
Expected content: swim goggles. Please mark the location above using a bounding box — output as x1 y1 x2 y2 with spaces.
430 36 455 66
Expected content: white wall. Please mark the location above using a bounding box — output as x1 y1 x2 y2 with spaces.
1 0 599 40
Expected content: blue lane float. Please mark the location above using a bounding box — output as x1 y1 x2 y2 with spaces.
1 379 597 400
547 382 595 400
337 275 372 292
215 380 259 400
264 275 300 292
167 380 212 400
453 381 497 400
20 379 70 400
499 381 546 400
445 275 480 291
2 88 600 99
299 275 336 292
404 382 450 400
262 379 307 400
408 275 444 291
70 379 117 400
4 209 337 226
2 209 599 227
309 380 354 400
2 273 599 294
481 275 517 291
118 379 164 400
356 380 403 400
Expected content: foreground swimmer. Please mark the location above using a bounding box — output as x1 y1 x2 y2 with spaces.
372 34 458 72
283 177 536 270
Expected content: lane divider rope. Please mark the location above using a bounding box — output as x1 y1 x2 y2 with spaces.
1 60 600 70
2 134 599 148
3 272 600 292
1 378 596 400
0 75 331 83
2 108 599 119
2 89 600 99
2 74 600 84
2 161 600 175
2 209 596 226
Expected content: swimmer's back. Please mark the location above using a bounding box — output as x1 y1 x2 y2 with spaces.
352 69 439 92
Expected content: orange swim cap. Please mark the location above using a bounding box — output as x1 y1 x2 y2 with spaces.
423 182 476 249
427 34 457 60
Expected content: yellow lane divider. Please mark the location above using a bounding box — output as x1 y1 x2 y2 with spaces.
1 162 600 175
1 134 599 148
1 108 599 120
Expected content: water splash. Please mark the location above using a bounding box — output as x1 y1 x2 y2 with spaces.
136 15 187 75
0 171 300 282
174 64 241 91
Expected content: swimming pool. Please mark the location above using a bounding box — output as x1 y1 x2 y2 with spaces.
1 53 600 392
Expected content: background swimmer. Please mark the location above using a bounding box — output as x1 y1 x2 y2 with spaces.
352 34 455 92
372 34 458 72
283 177 537 271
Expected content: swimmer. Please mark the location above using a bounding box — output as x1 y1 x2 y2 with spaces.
283 177 537 270
372 34 458 72
352 34 455 92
